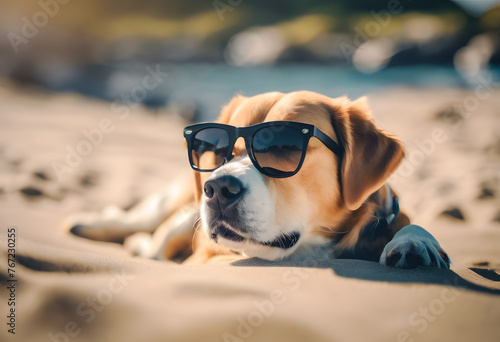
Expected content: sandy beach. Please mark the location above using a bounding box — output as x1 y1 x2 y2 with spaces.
1 80 500 342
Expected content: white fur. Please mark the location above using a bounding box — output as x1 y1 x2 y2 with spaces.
64 182 186 241
124 205 198 259
379 225 450 268
200 156 312 261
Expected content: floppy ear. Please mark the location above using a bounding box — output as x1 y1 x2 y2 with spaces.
331 97 405 210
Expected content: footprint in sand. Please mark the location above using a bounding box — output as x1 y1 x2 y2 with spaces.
437 182 455 196
79 171 99 188
7 158 23 171
484 135 500 155
434 104 464 125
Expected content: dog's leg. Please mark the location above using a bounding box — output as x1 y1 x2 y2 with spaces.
124 204 198 260
65 179 193 243
379 225 450 269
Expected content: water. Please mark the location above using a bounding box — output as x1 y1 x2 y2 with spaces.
50 63 499 122
159 64 470 121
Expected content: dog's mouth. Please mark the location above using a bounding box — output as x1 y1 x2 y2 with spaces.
210 223 300 250
260 231 301 249
211 224 246 243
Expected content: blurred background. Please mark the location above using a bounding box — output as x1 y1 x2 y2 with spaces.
1 0 499 121
1 4 500 341
1 0 500 230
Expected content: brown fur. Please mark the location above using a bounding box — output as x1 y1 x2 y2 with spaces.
182 91 410 263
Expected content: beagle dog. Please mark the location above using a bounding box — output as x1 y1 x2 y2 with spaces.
68 91 450 268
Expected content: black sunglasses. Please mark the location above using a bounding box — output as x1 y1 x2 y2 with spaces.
183 121 343 178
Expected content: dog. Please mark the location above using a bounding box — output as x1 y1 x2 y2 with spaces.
67 91 450 268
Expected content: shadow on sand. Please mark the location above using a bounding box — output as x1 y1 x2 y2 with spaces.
233 258 500 295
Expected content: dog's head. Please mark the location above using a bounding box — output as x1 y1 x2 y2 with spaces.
192 91 404 260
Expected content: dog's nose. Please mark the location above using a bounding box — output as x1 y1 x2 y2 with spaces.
204 175 245 207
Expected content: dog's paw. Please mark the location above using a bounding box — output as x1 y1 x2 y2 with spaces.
380 225 450 269
124 232 154 257
64 206 132 242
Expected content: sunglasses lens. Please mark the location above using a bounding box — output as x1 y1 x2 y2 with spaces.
252 126 304 177
191 128 229 170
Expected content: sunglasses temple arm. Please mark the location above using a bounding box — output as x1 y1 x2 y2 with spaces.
313 127 344 158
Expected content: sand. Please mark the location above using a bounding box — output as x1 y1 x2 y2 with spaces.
0 80 499 342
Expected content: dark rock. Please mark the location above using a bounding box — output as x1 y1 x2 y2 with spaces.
33 171 50 181
478 186 495 199
440 207 466 221
19 186 45 198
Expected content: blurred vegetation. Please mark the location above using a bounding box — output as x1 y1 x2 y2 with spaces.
2 0 486 55
1 0 498 94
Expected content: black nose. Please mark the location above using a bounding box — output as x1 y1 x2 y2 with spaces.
204 175 245 207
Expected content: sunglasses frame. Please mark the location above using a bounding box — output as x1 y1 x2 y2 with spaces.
184 121 344 178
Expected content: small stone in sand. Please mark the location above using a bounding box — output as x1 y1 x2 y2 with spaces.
33 171 50 181
477 186 495 199
19 186 45 198
440 207 466 221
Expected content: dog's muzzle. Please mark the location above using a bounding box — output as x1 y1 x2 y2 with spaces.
203 174 301 250
204 175 248 238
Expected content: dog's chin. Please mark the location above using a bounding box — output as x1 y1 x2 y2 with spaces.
204 222 302 261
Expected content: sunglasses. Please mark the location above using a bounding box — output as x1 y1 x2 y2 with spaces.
183 121 343 178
